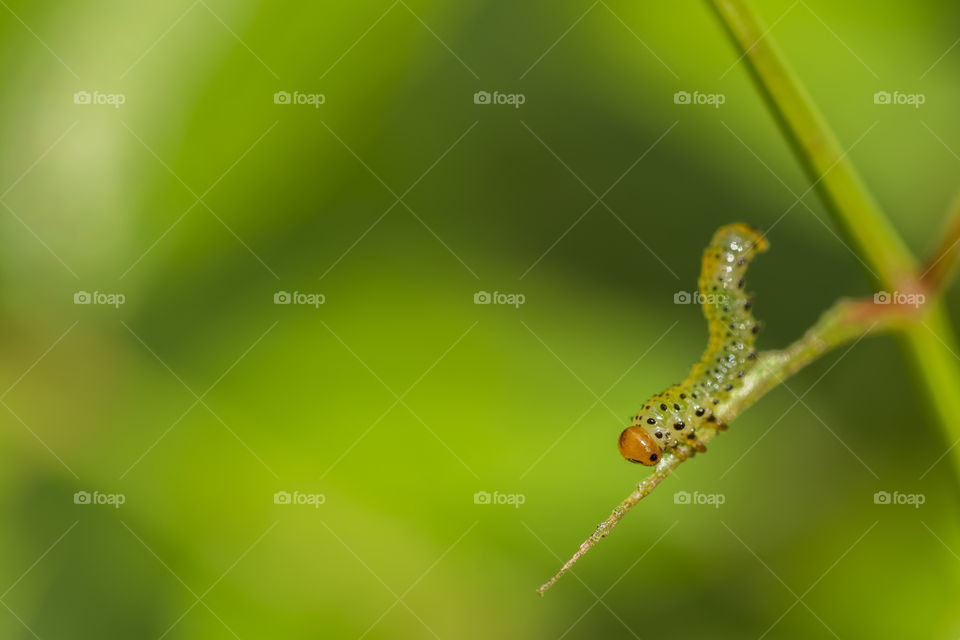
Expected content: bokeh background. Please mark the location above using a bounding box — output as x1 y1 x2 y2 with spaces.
2 0 960 638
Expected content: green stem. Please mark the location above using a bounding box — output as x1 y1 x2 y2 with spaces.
901 309 960 463
708 0 917 289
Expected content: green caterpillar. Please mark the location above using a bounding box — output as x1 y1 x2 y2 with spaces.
618 223 768 465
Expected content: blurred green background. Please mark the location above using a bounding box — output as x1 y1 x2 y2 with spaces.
2 0 960 638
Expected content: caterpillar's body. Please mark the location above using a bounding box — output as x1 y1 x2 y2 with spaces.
618 224 769 465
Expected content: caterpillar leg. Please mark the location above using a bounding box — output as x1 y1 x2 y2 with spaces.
686 418 728 454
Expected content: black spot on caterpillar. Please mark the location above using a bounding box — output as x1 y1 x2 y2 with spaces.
618 224 768 465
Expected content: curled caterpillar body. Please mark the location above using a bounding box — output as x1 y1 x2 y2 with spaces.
620 223 768 465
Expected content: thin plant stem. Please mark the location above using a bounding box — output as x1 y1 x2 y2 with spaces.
708 0 917 290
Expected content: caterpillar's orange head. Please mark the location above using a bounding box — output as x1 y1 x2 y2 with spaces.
618 426 662 466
